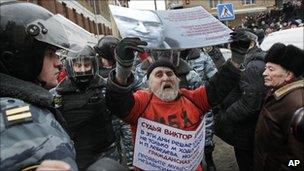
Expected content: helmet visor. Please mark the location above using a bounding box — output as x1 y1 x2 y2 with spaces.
68 57 95 77
54 14 98 46
26 14 81 51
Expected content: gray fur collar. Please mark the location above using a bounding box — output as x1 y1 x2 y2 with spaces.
0 73 53 107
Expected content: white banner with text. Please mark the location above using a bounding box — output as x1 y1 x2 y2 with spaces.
109 5 232 50
133 117 206 170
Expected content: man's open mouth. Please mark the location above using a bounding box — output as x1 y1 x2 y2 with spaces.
163 84 173 90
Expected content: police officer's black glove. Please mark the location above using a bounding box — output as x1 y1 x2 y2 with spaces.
115 37 147 68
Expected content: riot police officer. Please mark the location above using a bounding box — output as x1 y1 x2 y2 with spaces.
52 45 118 170
0 1 77 170
95 36 135 167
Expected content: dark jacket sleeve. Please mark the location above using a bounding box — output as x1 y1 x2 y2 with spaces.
219 60 266 123
206 59 241 107
106 69 135 119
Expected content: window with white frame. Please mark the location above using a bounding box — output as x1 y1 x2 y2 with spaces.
243 0 256 5
210 0 223 8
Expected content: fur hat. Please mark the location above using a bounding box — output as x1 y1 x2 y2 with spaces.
146 59 177 79
265 43 304 77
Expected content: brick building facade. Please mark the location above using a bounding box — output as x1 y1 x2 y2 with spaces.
21 0 128 36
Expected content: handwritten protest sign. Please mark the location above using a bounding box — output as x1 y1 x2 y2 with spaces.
109 5 232 50
133 117 205 170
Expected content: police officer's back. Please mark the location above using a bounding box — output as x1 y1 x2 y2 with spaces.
0 1 77 170
52 45 117 170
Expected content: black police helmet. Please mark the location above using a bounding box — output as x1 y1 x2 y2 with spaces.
65 44 98 84
180 49 191 60
95 35 119 61
0 1 70 83
229 28 258 54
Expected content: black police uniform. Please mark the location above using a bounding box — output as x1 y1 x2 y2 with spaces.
53 75 117 170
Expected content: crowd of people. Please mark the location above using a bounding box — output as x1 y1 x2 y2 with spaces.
0 1 303 171
242 0 303 36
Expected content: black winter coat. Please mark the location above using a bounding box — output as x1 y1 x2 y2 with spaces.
214 47 267 150
54 76 115 170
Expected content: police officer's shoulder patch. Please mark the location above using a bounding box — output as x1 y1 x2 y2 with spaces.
53 94 62 108
1 98 33 127
49 88 62 108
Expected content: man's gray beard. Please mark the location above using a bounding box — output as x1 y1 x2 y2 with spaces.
151 86 179 102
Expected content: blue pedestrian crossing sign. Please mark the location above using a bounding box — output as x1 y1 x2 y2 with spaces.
217 3 235 21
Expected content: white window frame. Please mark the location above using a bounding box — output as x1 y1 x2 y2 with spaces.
243 0 256 5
